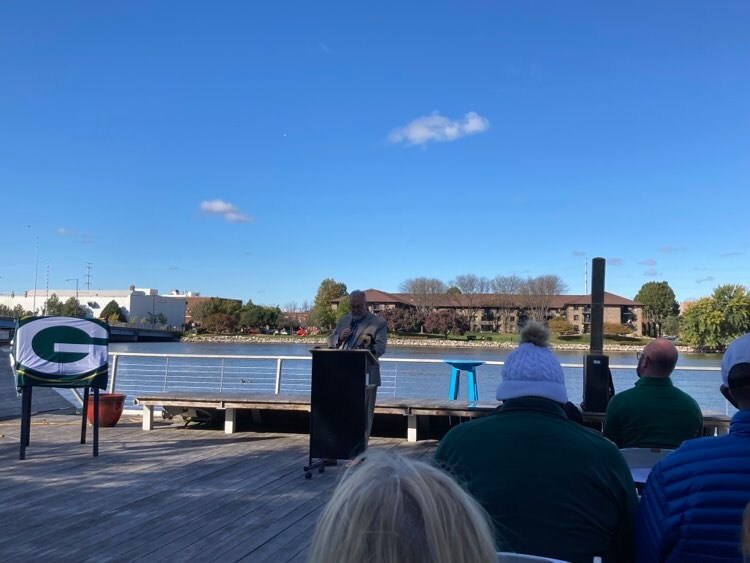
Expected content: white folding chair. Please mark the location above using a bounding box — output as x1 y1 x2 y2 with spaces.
619 447 674 492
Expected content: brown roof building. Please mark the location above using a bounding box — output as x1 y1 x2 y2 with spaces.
333 289 642 335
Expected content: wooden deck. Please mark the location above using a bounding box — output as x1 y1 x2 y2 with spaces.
0 413 437 562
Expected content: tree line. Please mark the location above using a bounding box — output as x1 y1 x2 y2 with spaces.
308 274 570 336
634 281 750 351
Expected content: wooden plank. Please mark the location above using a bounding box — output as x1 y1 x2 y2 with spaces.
0 414 440 561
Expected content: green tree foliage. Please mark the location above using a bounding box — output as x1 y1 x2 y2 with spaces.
45 293 63 316
424 310 469 338
380 308 425 334
100 300 127 323
548 316 574 335
146 312 168 327
240 300 282 330
680 285 750 350
660 316 681 338
310 278 347 329
61 297 85 318
635 281 679 332
0 304 32 319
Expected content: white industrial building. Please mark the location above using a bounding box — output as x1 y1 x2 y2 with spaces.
0 286 188 328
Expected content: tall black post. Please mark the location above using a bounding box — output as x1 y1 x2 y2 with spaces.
582 257 611 413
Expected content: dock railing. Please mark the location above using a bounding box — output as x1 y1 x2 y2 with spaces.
106 352 732 420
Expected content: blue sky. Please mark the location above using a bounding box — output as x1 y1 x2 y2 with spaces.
1 1 748 308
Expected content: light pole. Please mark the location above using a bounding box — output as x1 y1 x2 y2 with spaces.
66 278 79 301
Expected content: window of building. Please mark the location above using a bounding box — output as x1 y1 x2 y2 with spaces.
574 305 579 310
574 315 579 321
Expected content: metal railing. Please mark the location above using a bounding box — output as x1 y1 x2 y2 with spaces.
109 351 730 415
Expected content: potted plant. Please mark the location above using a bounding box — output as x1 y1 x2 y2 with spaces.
86 392 127 427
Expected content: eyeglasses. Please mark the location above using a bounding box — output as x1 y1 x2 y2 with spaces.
636 352 644 361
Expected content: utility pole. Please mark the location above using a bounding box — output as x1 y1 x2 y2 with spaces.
85 262 93 290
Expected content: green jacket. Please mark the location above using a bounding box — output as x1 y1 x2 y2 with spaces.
603 377 703 449
435 397 638 563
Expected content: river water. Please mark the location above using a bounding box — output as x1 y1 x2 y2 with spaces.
110 341 735 416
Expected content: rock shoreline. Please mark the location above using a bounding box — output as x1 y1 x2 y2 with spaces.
181 334 695 353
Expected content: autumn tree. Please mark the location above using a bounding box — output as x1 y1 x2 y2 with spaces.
634 281 679 336
310 278 347 329
380 308 425 334
424 310 469 338
491 274 523 332
398 277 447 315
449 274 491 330
548 316 574 335
519 275 569 323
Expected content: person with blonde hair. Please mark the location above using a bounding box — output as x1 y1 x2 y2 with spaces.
308 450 498 563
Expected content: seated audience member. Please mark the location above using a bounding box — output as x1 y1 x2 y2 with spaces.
308 450 498 563
435 322 638 563
637 332 750 562
604 337 703 449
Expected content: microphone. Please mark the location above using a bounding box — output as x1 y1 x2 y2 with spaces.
338 319 357 349
358 333 373 350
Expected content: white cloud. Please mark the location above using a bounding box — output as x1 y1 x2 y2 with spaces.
696 276 714 284
56 226 95 244
572 250 586 257
644 268 659 276
720 251 741 258
608 257 623 266
200 200 253 224
388 111 489 146
659 245 686 253
639 258 657 266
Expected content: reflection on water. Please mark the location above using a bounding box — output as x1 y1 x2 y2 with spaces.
110 341 734 416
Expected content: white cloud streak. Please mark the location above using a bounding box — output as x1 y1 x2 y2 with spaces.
199 200 253 224
388 111 489 146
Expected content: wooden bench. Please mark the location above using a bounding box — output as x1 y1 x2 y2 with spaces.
134 392 499 442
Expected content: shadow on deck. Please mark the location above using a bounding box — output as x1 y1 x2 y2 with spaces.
0 414 437 562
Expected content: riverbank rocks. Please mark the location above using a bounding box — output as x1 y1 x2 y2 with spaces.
180 334 694 353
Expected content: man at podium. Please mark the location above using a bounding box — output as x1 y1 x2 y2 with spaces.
328 290 388 442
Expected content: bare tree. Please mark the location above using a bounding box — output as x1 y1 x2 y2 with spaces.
491 274 523 332
449 274 491 331
519 275 569 323
399 277 447 315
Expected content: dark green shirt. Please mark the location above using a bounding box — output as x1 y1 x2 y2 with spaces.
603 376 703 449
434 397 638 563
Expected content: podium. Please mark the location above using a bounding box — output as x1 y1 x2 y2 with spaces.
304 349 377 478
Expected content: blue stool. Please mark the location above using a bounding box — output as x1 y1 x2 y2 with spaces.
444 360 484 401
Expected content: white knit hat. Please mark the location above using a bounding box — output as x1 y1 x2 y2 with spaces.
721 332 750 386
496 321 568 403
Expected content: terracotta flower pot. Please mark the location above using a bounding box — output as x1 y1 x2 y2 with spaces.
86 392 126 427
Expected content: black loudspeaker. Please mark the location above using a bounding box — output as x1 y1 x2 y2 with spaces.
582 354 610 413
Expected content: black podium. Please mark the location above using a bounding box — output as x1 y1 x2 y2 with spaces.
304 349 377 478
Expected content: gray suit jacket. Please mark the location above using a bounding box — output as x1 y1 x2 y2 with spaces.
327 312 387 385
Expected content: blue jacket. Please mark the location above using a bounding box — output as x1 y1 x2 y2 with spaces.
636 410 750 562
